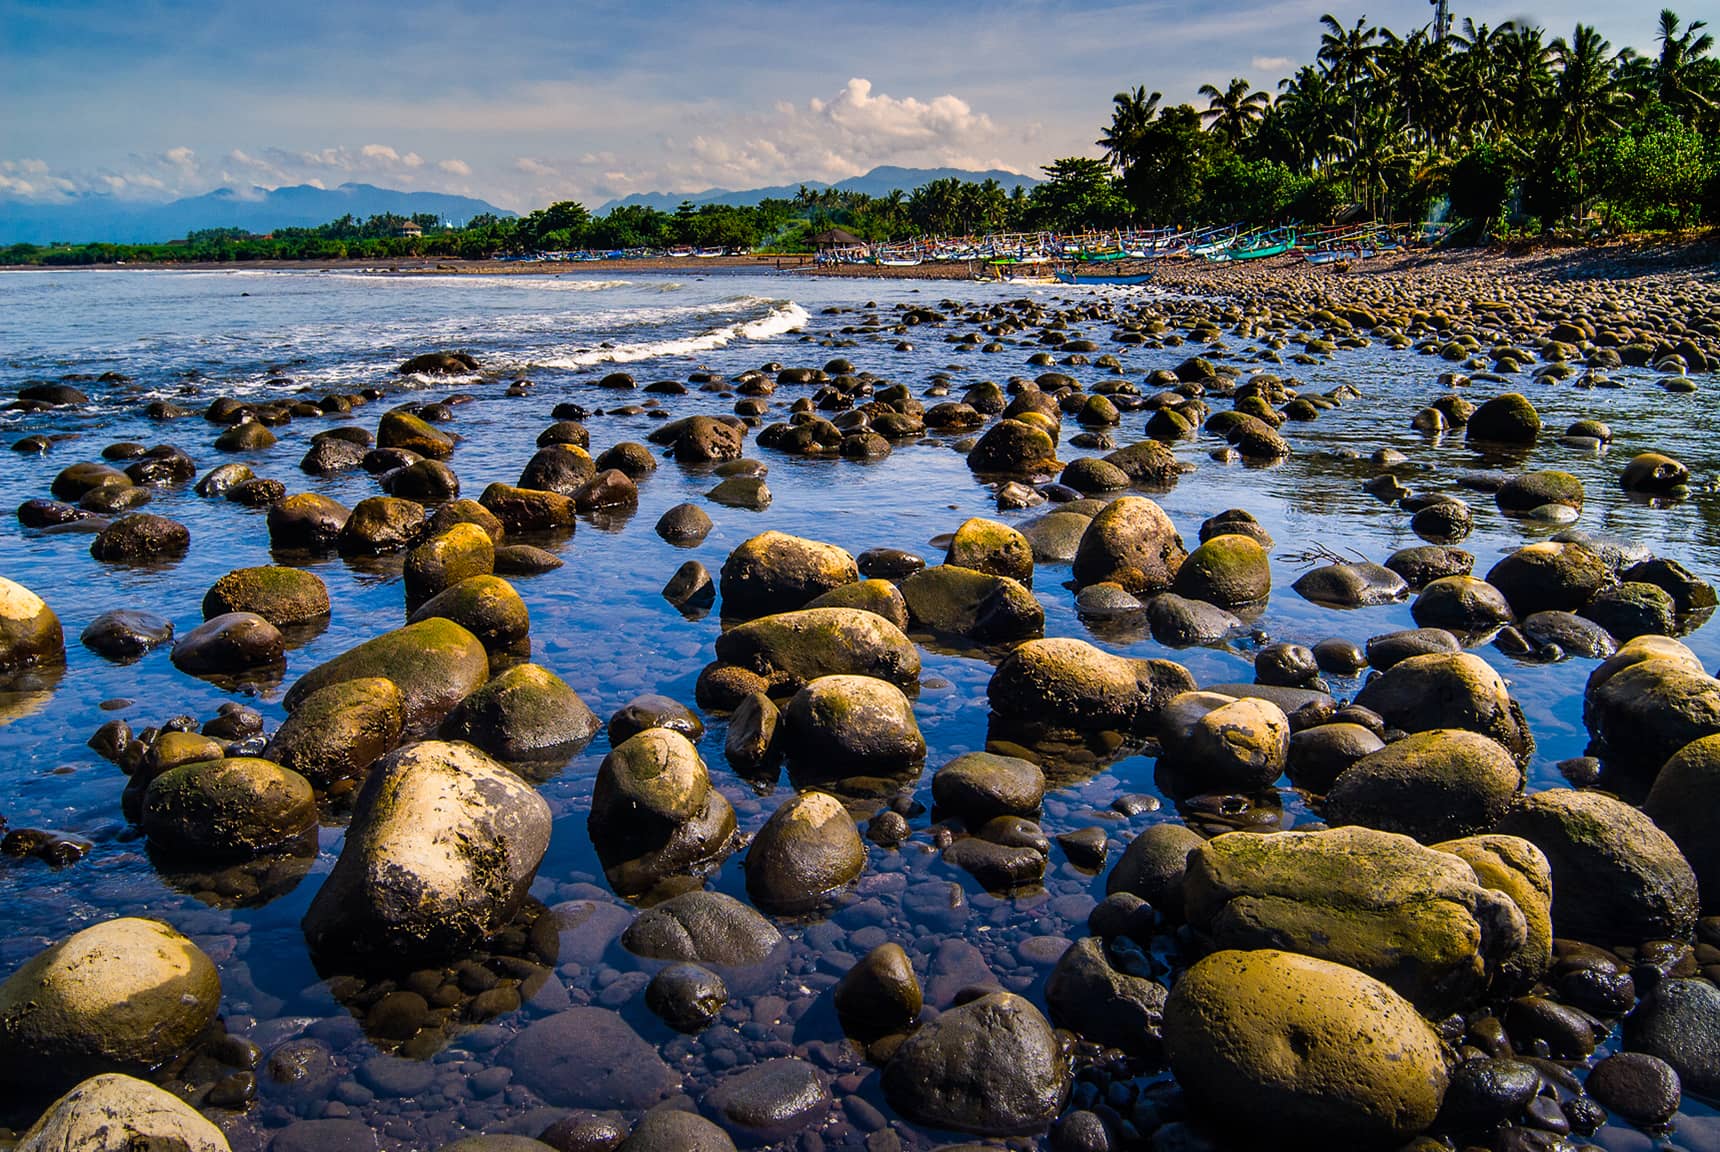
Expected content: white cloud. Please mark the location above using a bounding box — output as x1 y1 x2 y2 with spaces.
438 158 472 176
1251 55 1296 72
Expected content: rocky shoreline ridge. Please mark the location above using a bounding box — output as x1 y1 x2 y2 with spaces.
3 259 1720 1151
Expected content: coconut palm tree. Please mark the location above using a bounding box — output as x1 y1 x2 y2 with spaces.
1379 26 1448 147
1097 87 1162 171
1276 65 1346 170
1653 9 1717 115
1448 19 1508 142
1548 24 1629 152
1198 77 1272 144
1496 23 1552 135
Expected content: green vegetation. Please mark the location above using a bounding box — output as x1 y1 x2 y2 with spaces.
5 7 1715 267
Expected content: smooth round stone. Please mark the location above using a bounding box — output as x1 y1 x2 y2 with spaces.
703 1057 831 1141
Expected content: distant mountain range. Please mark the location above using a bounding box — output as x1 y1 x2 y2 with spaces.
0 182 514 245
597 165 1040 213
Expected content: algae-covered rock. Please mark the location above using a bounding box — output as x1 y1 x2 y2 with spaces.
1172 534 1271 606
1584 650 1720 776
1466 393 1540 444
966 419 1060 477
805 579 910 630
1183 826 1528 1015
899 565 1043 642
882 991 1069 1136
443 663 601 763
378 408 454 459
284 617 490 731
479 482 577 532
712 607 920 691
0 576 64 674
1325 730 1522 843
1163 949 1447 1148
404 522 496 606
408 574 529 652
202 565 330 627
0 918 220 1091
15 1073 232 1152
745 791 866 913
945 517 1034 584
1353 652 1533 764
265 677 404 785
987 636 1194 733
1433 834 1554 990
302 741 551 966
719 531 859 620
779 674 925 774
1071 496 1187 594
141 757 316 858
590 729 737 900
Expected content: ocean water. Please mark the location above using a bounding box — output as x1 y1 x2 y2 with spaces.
1 266 1717 1149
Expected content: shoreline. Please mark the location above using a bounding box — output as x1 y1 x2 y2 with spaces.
4 234 1715 285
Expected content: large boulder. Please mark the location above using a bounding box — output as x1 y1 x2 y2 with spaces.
589 729 737 900
141 757 316 858
89 514 189 563
1106 822 1206 919
442 663 600 763
779 675 924 774
1353 652 1533 764
1620 451 1689 496
1410 576 1515 633
898 565 1043 642
408 574 529 653
987 637 1194 733
15 1073 231 1152
264 677 404 786
622 890 784 970
882 991 1069 1136
284 618 490 731
202 566 329 627
932 752 1045 825
719 532 859 619
1623 978 1720 1100
1465 393 1540 444
1432 834 1554 991
0 576 64 674
966 419 1060 477
0 918 220 1091
517 443 596 495
1071 496 1187 594
169 612 284 676
744 791 865 913
1485 542 1614 617
1163 949 1447 1148
301 741 552 966
945 517 1034 583
1495 789 1699 944
712 607 920 691
377 408 454 459
266 493 350 552
1172 534 1271 606
1183 826 1528 1015
1045 936 1168 1059
1645 733 1720 911
404 523 496 606
806 579 909 630
1325 730 1522 843
478 482 576 532
1292 561 1408 608
335 495 426 555
1584 646 1720 777
1157 693 1289 793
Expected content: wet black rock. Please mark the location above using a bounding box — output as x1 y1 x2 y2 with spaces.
882 991 1070 1136
644 963 727 1033
504 1007 678 1109
80 610 174 661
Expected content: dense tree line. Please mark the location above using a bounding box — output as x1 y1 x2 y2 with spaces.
5 8 1714 267
1100 7 1720 233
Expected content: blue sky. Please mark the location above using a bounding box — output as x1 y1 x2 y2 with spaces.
0 0 1685 210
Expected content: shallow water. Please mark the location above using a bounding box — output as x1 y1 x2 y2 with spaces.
2 267 1718 1149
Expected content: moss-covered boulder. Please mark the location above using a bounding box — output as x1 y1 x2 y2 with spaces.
712 607 920 693
336 495 427 555
1104 439 1182 487
141 757 316 858
1410 575 1516 632
719 532 859 620
408 574 529 653
1172 534 1270 606
301 741 551 966
1158 694 1290 793
1183 826 1529 1015
0 918 220 1091
590 730 737 900
1164 949 1447 1148
966 419 1060 477
0 576 64 674
779 675 924 775
377 408 454 459
266 492 350 552
745 791 866 913
264 677 404 786
805 579 909 630
1497 470 1584 514
1465 393 1541 444
1645 733 1720 911
1485 542 1614 617
899 565 1043 642
479 482 576 532
1325 730 1522 843
284 617 490 731
1496 789 1699 944
14 1073 232 1152
1072 496 1187 594
442 663 601 763
1433 834 1554 990
986 636 1195 733
202 565 329 627
1583 581 1678 641
932 751 1045 825
945 517 1034 584
1353 652 1534 764
518 443 596 495
404 522 496 606
1584 647 1720 776
90 513 190 563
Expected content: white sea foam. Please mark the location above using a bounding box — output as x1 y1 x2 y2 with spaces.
533 301 810 369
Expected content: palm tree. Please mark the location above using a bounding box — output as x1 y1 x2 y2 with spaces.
1548 24 1628 151
1198 77 1272 144
1097 87 1162 171
1496 23 1552 134
1448 19 1507 142
1653 9 1717 115
1276 65 1345 170
1336 105 1412 219
1379 26 1448 147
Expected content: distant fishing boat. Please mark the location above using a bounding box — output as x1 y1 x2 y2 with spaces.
1206 228 1298 262
1055 270 1152 286
877 257 923 267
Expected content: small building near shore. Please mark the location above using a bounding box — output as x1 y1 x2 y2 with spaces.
395 221 424 239
807 227 864 252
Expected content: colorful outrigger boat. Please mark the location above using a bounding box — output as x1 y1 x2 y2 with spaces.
1055 270 1152 286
